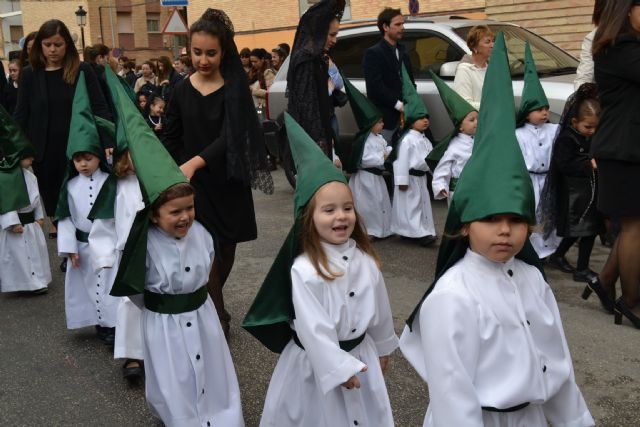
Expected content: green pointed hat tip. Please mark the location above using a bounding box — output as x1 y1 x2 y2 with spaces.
342 75 381 132
284 113 347 217
402 65 429 129
428 69 476 127
517 42 549 125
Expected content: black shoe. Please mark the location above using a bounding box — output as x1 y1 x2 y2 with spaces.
581 277 615 314
547 256 575 273
122 359 144 380
614 298 640 329
99 327 116 345
419 235 438 247
573 268 598 283
29 287 48 295
60 258 67 273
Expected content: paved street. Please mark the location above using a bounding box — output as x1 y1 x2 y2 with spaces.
1 169 639 426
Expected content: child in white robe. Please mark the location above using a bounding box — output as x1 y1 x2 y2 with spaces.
58 151 119 340
89 150 146 379
400 32 594 427
0 155 52 293
348 118 393 239
391 117 437 245
243 113 398 427
432 112 477 205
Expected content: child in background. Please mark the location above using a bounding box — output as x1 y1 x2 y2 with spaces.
136 92 148 113
515 43 561 260
145 95 165 138
391 66 436 246
540 84 607 306
341 76 392 240
244 114 398 427
0 107 51 294
400 33 594 427
56 72 119 343
428 70 478 205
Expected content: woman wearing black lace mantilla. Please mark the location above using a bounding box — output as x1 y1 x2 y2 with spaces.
162 9 273 338
287 0 346 158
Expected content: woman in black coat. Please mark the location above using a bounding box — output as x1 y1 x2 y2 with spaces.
590 0 640 328
13 20 113 237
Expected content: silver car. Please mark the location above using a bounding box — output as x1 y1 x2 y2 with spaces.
265 16 579 185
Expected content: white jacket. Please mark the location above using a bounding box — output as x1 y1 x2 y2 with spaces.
574 28 596 90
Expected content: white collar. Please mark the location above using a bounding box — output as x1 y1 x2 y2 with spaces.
465 247 516 276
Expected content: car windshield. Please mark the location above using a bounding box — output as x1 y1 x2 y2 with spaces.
453 24 578 77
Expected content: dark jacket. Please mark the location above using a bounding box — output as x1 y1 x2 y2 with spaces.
554 128 601 237
363 39 415 131
13 62 114 161
591 34 640 163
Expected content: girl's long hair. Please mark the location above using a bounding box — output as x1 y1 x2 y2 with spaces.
300 184 381 281
30 20 80 85
592 0 639 54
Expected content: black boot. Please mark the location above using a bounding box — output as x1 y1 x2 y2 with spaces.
581 276 615 314
547 255 575 273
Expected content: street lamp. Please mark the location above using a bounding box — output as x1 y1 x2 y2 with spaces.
75 5 87 50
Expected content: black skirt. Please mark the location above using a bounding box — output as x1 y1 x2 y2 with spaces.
597 159 640 217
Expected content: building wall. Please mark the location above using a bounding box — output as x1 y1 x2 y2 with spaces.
486 0 594 57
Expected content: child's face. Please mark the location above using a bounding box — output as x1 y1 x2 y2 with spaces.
20 157 34 169
150 100 165 116
468 214 528 263
527 107 549 126
412 117 430 132
459 111 478 136
372 119 384 135
191 31 223 77
312 182 356 245
152 194 195 239
72 152 100 177
571 115 599 138
138 96 147 110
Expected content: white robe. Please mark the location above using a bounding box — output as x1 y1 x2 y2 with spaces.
391 129 436 238
516 122 562 258
142 221 244 427
0 168 51 292
89 174 145 360
400 249 595 427
260 239 398 427
349 132 392 238
431 133 474 205
57 169 119 329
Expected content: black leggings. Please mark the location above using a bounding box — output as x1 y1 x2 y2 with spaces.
553 236 597 271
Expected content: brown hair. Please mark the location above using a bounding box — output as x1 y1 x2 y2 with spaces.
593 0 607 25
300 183 381 281
593 0 639 54
113 150 133 178
377 8 402 35
19 31 37 66
157 56 174 82
30 20 80 85
466 25 495 52
151 183 194 216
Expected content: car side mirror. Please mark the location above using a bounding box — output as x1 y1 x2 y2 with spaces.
439 61 460 78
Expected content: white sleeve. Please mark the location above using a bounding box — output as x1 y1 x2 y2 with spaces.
291 264 367 395
421 291 484 427
393 138 412 186
34 194 45 221
360 137 385 168
365 268 399 356
574 31 595 91
541 285 596 426
1 211 20 230
57 217 78 256
89 218 118 271
453 67 481 110
432 149 455 198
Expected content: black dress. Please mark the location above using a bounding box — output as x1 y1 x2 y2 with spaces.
553 128 602 237
162 78 257 244
2 81 18 114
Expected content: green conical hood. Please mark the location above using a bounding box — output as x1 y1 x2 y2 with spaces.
109 65 188 297
402 64 429 131
0 104 36 162
0 104 34 214
243 113 348 353
288 112 347 217
517 42 549 126
426 70 477 170
339 75 382 173
405 32 542 329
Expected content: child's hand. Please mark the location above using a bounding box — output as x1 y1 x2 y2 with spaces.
11 224 24 234
155 123 163 131
36 219 44 227
379 356 390 375
383 152 389 160
342 365 368 389
334 158 342 169
591 159 597 170
399 185 409 191
70 253 80 269
438 189 448 199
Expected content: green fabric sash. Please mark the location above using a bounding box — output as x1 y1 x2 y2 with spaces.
450 177 459 192
110 207 150 296
88 174 117 220
292 331 365 352
144 286 208 314
76 229 90 243
0 165 29 215
18 211 35 225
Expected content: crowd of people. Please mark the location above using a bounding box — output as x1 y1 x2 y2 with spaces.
1 0 639 425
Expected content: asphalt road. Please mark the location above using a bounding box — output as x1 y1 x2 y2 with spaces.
1 169 639 426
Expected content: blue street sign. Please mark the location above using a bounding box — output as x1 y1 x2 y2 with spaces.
161 0 188 6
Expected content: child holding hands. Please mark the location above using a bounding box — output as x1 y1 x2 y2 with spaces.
244 114 398 427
